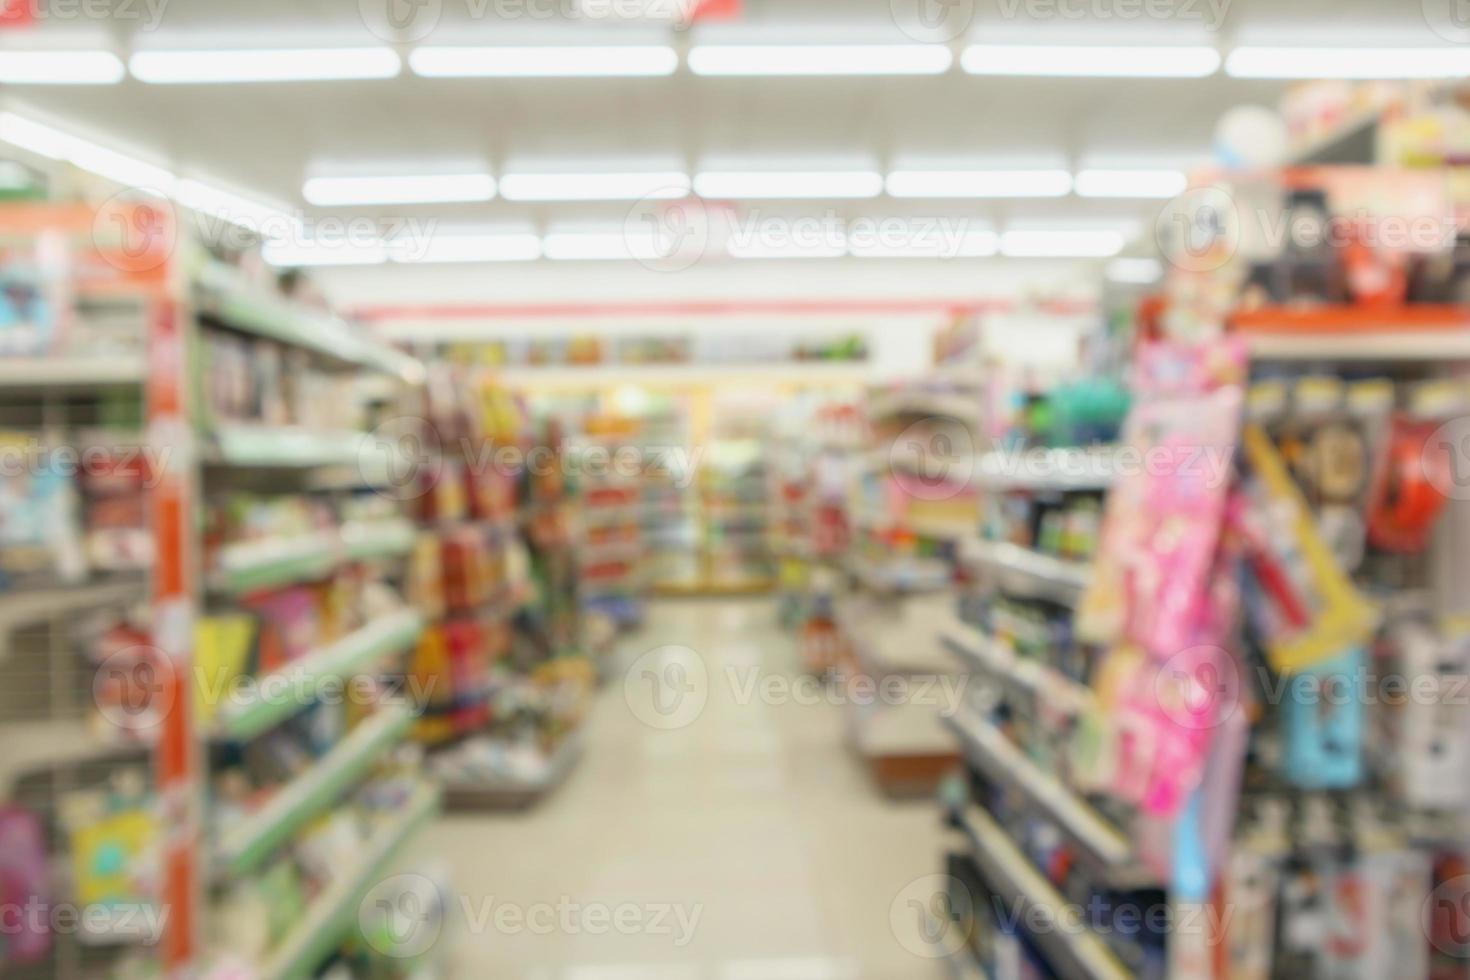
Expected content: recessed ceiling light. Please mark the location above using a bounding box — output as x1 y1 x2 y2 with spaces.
499 172 690 202
848 228 998 258
885 169 1072 198
0 50 125 84
409 45 678 78
543 232 664 261
688 44 952 76
302 174 496 207
395 233 543 264
727 235 847 259
129 47 401 84
1106 257 1164 282
1000 229 1125 257
0 112 174 190
1074 169 1188 199
1225 46 1470 79
693 171 883 200
262 239 390 267
961 45 1220 78
175 178 299 233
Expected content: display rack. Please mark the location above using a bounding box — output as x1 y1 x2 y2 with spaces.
0 200 435 979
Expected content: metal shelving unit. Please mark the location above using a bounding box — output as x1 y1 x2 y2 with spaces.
0 201 434 977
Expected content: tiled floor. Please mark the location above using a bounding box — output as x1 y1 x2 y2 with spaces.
414 598 953 980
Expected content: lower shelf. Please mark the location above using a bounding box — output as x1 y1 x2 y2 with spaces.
953 804 1133 980
260 783 442 980
441 734 585 811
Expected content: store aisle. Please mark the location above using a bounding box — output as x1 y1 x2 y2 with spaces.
416 598 951 980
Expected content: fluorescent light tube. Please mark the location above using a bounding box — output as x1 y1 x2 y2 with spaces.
499 172 690 201
688 44 952 76
0 50 125 84
262 239 389 267
302 174 496 207
848 229 998 258
1225 46 1470 80
543 232 664 261
1074 169 1187 198
1000 229 1124 257
728 237 846 259
885 169 1072 198
130 47 400 84
174 179 298 232
409 45 678 78
962 45 1220 77
0 112 174 190
395 233 542 263
693 171 883 200
1106 257 1164 282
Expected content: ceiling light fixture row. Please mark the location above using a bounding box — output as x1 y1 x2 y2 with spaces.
2 44 1468 84
300 168 1188 205
0 108 1181 212
262 224 1127 268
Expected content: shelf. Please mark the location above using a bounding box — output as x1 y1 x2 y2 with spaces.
215 704 416 879
1244 330 1470 363
953 804 1134 980
0 356 147 391
1288 108 1380 167
0 719 148 796
0 578 144 643
261 783 441 980
194 262 424 383
959 539 1091 607
978 448 1118 492
209 532 339 595
207 425 391 470
213 610 424 741
339 519 418 561
945 707 1150 886
209 522 417 596
442 733 584 810
938 615 1093 716
497 361 871 389
847 554 951 595
868 391 979 425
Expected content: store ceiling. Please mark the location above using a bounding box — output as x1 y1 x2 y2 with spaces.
0 0 1454 237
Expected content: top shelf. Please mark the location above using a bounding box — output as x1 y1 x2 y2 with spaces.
1235 306 1470 363
193 263 424 383
0 356 147 393
1246 330 1470 363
